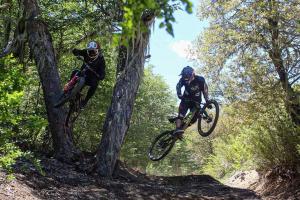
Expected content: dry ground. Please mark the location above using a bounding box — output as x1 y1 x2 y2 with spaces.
0 157 298 200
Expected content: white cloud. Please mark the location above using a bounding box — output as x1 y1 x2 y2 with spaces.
170 40 193 59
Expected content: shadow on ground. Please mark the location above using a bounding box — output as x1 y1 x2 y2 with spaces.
1 158 260 200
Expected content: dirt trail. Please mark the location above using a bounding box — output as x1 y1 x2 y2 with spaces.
1 158 261 200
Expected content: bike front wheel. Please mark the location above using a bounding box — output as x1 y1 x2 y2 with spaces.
148 130 176 161
198 99 219 137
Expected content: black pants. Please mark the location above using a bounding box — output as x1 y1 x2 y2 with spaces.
70 69 98 104
178 100 197 119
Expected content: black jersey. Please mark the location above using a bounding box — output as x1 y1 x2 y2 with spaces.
176 75 206 101
72 49 106 80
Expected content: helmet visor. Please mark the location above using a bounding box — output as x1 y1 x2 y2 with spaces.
87 49 98 58
182 73 192 80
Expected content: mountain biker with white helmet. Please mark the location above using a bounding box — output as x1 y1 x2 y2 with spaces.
64 41 106 108
173 66 210 136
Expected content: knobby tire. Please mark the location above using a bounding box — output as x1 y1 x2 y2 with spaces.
198 99 219 137
148 130 177 161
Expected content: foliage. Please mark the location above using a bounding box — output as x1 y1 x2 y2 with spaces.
0 56 46 173
201 104 255 177
190 0 300 178
122 0 193 37
204 102 300 178
71 45 118 151
146 129 213 176
121 66 176 170
39 0 118 56
36 0 193 56
0 56 26 172
120 67 218 175
0 143 23 173
0 0 19 48
0 0 198 177
195 0 300 103
3 0 299 180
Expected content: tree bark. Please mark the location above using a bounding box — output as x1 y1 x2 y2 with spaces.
116 44 127 77
22 0 80 161
96 11 155 177
3 0 12 48
0 0 20 59
267 17 300 125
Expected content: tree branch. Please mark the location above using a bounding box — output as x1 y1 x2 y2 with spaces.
0 3 10 10
290 75 300 86
0 41 13 58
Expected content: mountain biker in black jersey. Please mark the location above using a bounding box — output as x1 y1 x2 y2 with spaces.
173 66 210 137
64 41 106 108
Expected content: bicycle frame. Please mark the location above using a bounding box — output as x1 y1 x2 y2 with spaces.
148 99 219 161
181 101 206 131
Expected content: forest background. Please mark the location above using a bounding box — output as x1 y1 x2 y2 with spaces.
0 0 299 181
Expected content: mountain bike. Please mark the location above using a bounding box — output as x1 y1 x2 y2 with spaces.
148 99 219 161
54 57 87 108
54 57 88 127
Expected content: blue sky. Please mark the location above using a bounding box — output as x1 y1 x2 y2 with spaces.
148 0 208 91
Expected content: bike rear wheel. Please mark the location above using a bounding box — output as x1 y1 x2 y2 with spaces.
64 93 83 127
54 77 85 108
148 130 176 161
198 99 219 137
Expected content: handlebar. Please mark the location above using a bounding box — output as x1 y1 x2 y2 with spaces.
76 56 86 63
181 98 203 109
76 56 90 70
75 56 100 79
181 98 214 109
181 97 203 104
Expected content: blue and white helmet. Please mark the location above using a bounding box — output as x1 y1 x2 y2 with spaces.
180 66 195 79
86 41 100 59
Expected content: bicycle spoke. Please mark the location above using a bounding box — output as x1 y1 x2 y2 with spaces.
201 108 215 132
148 131 176 161
198 100 219 137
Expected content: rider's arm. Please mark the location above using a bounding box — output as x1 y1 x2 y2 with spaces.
72 49 87 70
176 79 183 99
72 49 86 57
97 56 106 80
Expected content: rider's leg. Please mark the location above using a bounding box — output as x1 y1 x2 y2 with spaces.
175 118 183 129
64 69 81 92
190 103 200 125
81 78 99 108
190 112 198 125
173 101 188 135
69 69 81 80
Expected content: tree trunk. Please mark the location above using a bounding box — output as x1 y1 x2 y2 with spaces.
96 11 155 177
3 0 12 48
116 44 127 77
268 50 300 125
22 0 79 161
268 16 300 125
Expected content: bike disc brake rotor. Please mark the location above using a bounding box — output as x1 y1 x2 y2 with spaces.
201 105 216 132
150 134 174 160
